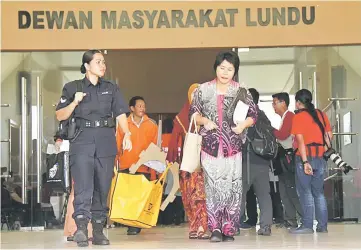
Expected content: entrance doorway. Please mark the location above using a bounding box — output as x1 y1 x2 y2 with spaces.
1 45 360 231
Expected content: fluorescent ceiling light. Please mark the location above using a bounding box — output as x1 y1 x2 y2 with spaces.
238 48 250 53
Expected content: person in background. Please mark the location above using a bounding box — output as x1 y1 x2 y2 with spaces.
116 96 158 235
190 52 258 242
166 83 209 240
272 92 303 229
240 88 273 236
290 89 332 234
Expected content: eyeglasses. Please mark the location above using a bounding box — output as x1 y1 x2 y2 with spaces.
272 101 283 106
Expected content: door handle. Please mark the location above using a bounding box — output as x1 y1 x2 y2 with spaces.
21 76 28 204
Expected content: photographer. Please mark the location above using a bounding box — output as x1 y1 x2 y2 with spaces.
290 89 332 234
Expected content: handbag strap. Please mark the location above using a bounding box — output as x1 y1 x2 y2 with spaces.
188 114 199 134
175 115 187 134
155 163 172 185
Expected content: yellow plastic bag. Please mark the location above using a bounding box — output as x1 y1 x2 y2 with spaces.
108 166 169 229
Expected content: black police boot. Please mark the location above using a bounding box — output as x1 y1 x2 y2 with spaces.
74 215 89 247
91 218 110 245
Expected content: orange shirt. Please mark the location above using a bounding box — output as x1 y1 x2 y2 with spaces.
116 115 158 178
291 110 331 157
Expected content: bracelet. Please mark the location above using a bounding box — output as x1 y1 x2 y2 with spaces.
302 161 309 166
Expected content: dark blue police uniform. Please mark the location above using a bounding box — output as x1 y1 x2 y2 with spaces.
56 77 128 222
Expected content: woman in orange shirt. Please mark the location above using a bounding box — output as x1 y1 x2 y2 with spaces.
290 89 332 234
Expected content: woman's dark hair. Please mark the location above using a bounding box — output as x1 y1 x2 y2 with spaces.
213 51 240 77
249 88 259 104
80 49 102 74
295 89 325 142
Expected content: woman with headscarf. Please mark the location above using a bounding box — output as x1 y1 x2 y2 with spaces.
166 83 209 240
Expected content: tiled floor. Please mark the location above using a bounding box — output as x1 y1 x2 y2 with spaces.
1 223 360 249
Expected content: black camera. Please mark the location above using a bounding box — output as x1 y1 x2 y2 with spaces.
323 148 353 174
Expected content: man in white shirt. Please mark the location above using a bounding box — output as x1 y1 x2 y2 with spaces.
272 92 303 229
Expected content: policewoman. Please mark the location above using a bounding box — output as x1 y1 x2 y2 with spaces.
56 50 132 247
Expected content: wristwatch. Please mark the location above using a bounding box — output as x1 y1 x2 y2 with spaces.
302 160 309 165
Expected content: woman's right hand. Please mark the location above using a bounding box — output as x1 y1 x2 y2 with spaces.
203 118 218 131
73 92 86 105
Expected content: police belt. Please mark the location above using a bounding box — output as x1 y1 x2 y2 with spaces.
77 118 115 128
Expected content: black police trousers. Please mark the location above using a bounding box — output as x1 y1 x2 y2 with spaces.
70 128 117 221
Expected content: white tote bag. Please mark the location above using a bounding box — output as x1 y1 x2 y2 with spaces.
180 114 202 173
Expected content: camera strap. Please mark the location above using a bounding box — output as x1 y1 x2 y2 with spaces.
318 110 332 149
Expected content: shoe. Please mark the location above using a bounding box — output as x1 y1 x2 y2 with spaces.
257 225 271 236
127 227 141 235
197 231 210 240
66 236 74 242
91 218 110 245
210 230 222 243
316 227 328 233
74 215 89 247
189 231 198 240
222 234 235 242
289 226 314 234
240 221 256 230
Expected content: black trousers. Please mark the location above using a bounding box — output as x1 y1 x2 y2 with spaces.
71 152 115 221
270 181 284 223
159 196 184 226
279 173 303 223
70 128 117 221
245 186 258 225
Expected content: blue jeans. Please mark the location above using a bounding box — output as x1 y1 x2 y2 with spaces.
295 156 328 229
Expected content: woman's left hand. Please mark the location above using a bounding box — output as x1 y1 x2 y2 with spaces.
231 122 246 135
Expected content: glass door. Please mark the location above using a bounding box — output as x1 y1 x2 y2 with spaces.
1 51 83 231
1 53 37 231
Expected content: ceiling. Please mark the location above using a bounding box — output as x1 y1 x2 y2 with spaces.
238 47 296 94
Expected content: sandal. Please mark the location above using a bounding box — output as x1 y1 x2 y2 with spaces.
198 231 210 240
189 231 198 239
